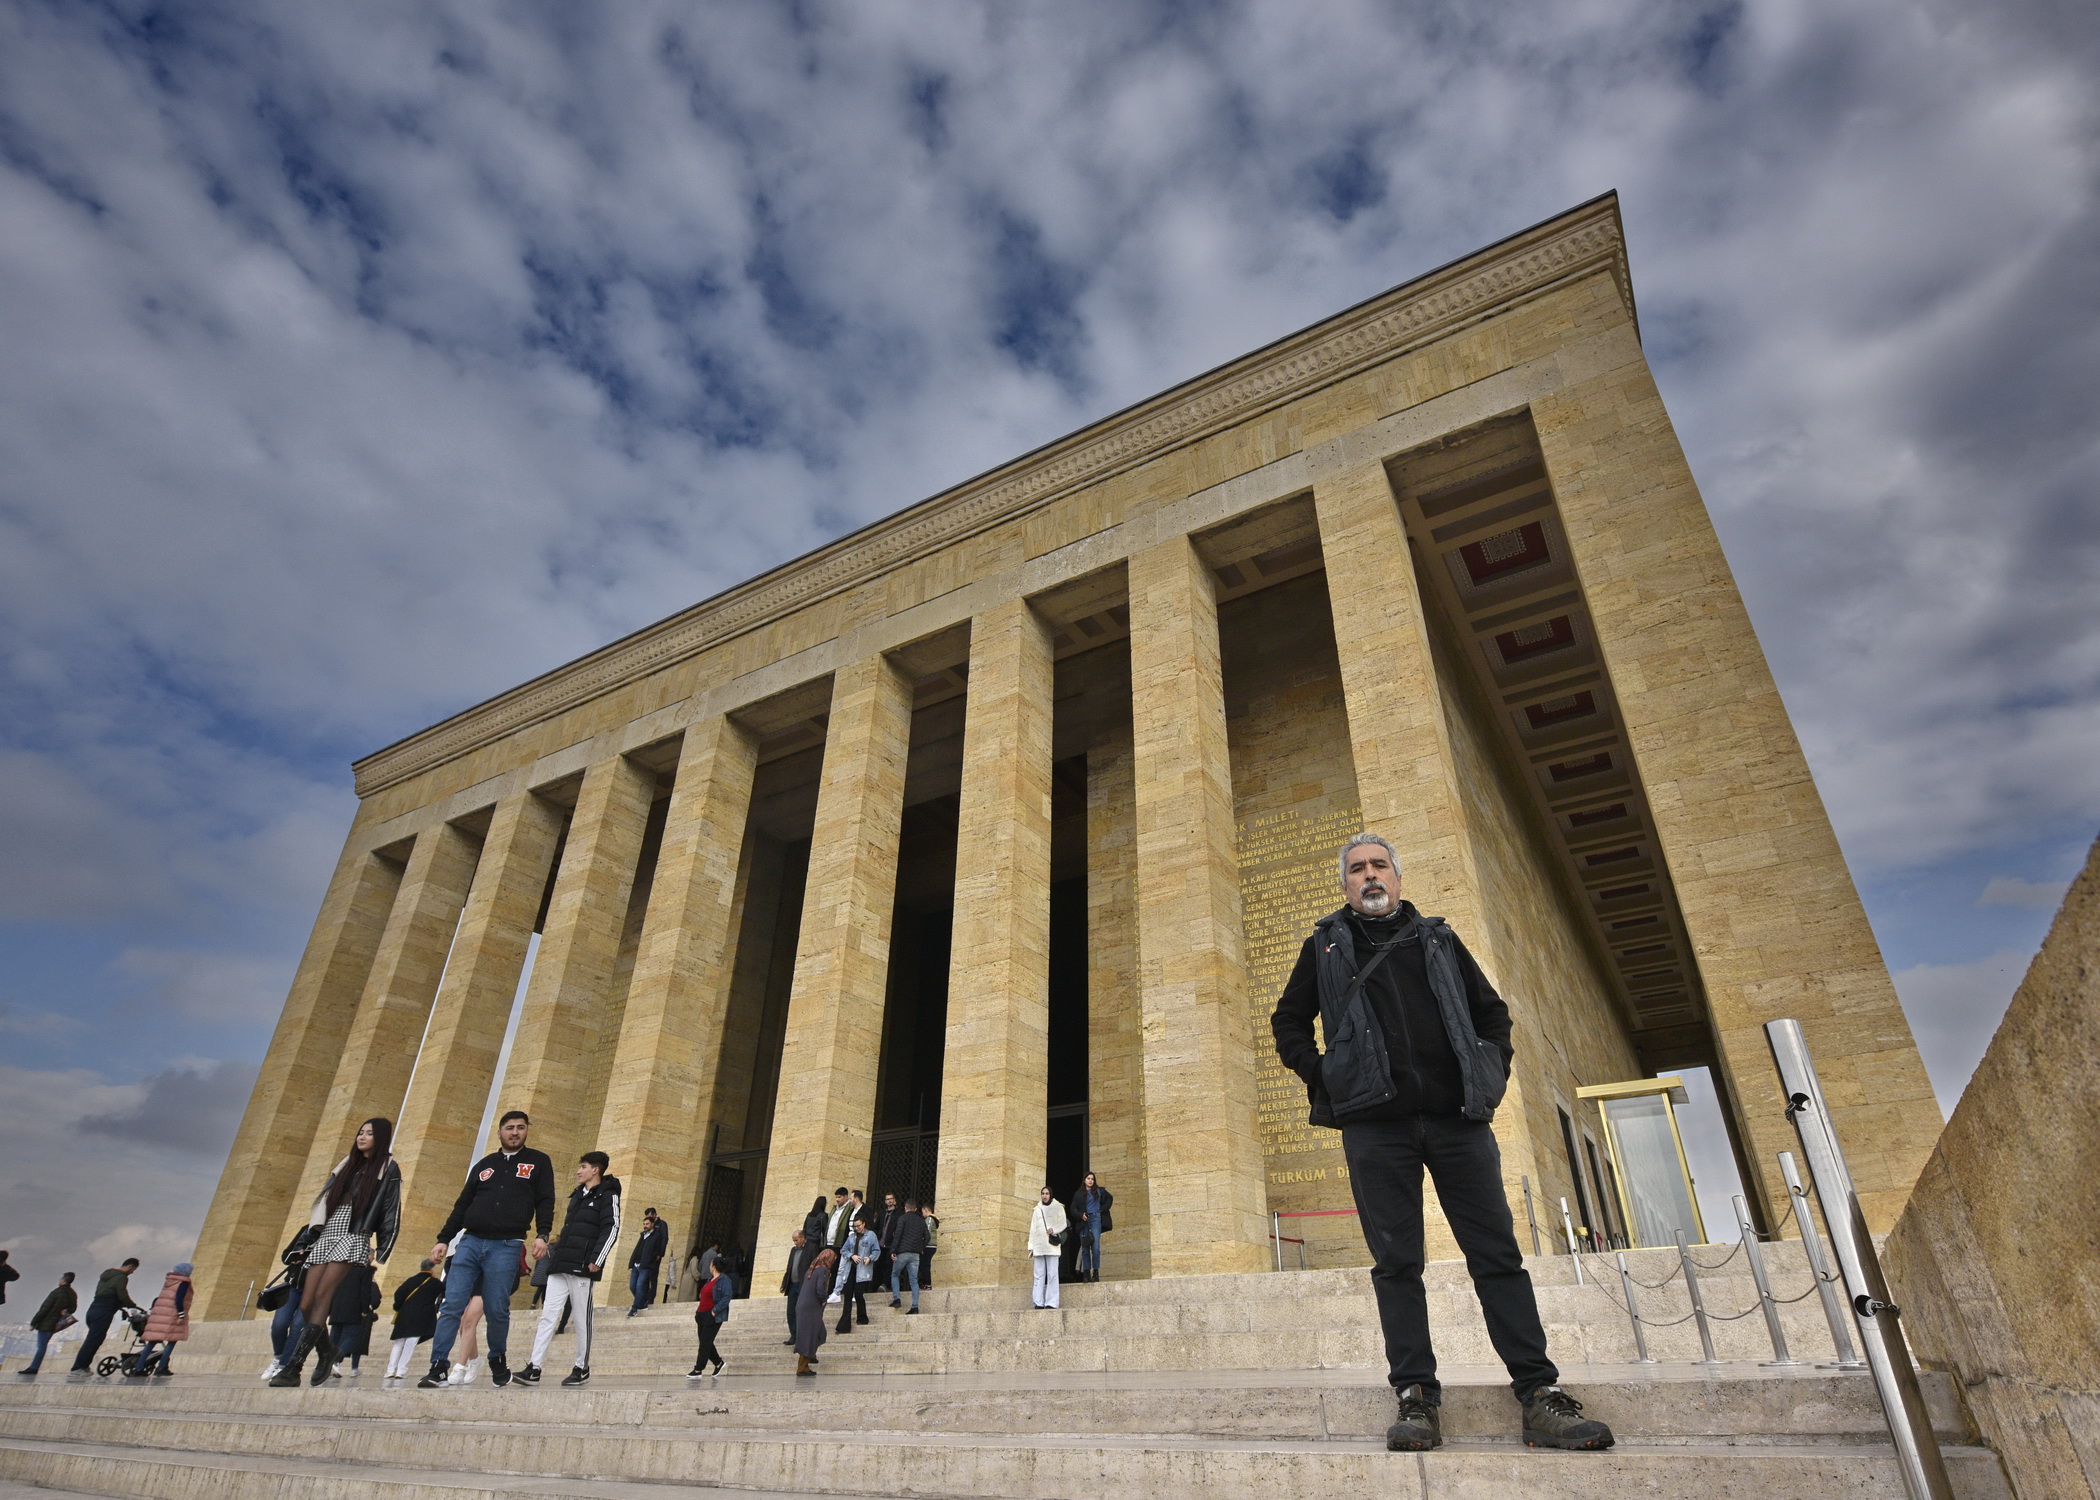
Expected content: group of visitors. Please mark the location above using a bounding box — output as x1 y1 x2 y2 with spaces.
7 1255 198 1382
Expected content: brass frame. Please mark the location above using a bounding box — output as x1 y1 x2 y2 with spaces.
1576 1075 1708 1246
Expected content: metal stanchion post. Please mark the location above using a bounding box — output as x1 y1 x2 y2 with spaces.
1615 1252 1655 1364
1273 1211 1283 1274
1675 1230 1723 1365
240 1279 256 1321
1736 1193 1798 1366
1767 1019 1953 1500
1780 1151 1863 1369
1522 1176 1542 1257
1558 1197 1585 1283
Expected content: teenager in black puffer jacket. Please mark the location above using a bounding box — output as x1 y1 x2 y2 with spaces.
519 1153 621 1386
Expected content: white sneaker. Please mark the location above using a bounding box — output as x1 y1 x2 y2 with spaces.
464 1358 484 1385
261 1361 282 1382
826 1295 842 1305
447 1364 467 1386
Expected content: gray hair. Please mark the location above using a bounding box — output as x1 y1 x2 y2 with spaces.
1339 832 1400 887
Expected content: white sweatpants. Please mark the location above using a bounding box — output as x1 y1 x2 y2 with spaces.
529 1273 596 1370
1032 1254 1060 1308
384 1337 421 1377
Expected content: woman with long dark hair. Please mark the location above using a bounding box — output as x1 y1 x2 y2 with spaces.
271 1116 400 1387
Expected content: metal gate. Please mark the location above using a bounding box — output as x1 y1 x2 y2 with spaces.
867 1127 939 1208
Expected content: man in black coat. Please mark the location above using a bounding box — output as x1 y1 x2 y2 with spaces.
1272 833 1612 1455
22 1272 78 1375
519 1151 621 1387
626 1208 669 1316
418 1109 555 1389
66 1259 140 1378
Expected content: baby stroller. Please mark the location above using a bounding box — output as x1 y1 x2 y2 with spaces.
93 1307 150 1378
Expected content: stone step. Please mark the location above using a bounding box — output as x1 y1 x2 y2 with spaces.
0 1419 2013 1500
0 1364 1973 1446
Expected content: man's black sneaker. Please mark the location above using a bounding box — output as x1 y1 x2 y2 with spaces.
561 1366 590 1387
780 1338 794 1346
516 1364 542 1385
415 1362 448 1390
1386 1383 1443 1451
687 1364 705 1379
1521 1386 1614 1450
905 1307 919 1314
487 1355 511 1388
890 1299 901 1308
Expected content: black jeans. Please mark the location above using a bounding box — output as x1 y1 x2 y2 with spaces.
1341 1113 1557 1401
835 1278 867 1330
69 1296 121 1371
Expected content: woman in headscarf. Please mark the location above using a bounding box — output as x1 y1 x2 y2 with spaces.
793 1247 836 1377
271 1116 400 1387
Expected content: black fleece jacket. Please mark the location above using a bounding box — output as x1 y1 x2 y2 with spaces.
435 1147 557 1243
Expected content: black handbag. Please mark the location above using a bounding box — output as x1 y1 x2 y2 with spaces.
281 1223 321 1264
257 1280 291 1313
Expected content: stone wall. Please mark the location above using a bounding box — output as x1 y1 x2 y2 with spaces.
1883 831 2100 1499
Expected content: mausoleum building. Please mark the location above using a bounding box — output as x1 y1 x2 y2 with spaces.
189 194 1942 1317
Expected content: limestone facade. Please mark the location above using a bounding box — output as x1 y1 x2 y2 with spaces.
189 194 1941 1317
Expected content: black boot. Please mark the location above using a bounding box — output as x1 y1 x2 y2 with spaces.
308 1329 341 1387
269 1326 318 1388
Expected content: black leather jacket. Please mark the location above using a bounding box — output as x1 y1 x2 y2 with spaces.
312 1157 403 1264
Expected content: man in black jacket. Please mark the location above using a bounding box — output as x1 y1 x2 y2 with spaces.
22 1272 78 1375
521 1152 621 1386
66 1259 140 1378
625 1208 668 1317
417 1109 555 1389
1272 833 1612 1455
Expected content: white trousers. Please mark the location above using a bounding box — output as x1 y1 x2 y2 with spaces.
384 1337 421 1377
530 1273 596 1370
1032 1254 1060 1308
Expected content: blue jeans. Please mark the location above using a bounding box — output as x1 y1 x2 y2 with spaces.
431 1235 523 1366
270 1301 306 1359
23 1329 54 1373
628 1262 657 1313
889 1252 921 1310
133 1341 174 1375
1076 1224 1102 1274
68 1296 121 1371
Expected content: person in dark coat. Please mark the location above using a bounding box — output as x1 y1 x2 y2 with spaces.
1067 1173 1114 1282
793 1248 835 1376
327 1265 380 1374
0 1249 17 1304
778 1230 816 1346
22 1272 78 1375
383 1260 443 1382
67 1259 141 1377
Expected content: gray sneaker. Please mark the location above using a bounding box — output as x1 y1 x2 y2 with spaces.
1521 1386 1614 1450
1386 1383 1442 1451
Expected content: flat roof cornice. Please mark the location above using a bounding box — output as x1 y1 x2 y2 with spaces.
354 193 1630 797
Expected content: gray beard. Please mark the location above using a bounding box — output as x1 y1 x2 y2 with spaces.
1357 888 1393 914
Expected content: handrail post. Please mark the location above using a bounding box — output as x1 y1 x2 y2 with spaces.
1736 1193 1798 1366
1558 1197 1585 1284
1521 1175 1542 1257
1675 1230 1723 1365
1615 1251 1655 1364
1766 1019 1953 1500
1272 1211 1283 1274
1780 1150 1864 1369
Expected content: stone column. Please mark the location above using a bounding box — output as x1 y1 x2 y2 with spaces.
1126 534 1271 1277
1313 459 1538 1252
1086 727 1149 1279
935 601 1055 1288
392 789 566 1264
595 713 759 1265
278 820 483 1255
1530 369 1941 1230
500 754 657 1187
189 830 403 1319
752 654 913 1264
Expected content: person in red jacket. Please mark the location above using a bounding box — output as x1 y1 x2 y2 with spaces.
128 1265 192 1378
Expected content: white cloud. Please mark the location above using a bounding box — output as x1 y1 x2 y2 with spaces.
1978 876 2073 911
1890 949 2034 1113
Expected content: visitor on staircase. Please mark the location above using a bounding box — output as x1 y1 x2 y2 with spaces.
889 1197 927 1313
19 1271 76 1376
1271 832 1615 1454
384 1259 442 1383
1067 1173 1112 1282
626 1208 668 1316
65 1257 139 1379
793 1247 836 1376
126 1263 191 1378
520 1151 622 1388
689 1258 732 1379
872 1192 902 1294
271 1117 400 1389
779 1229 816 1347
1028 1187 1068 1309
417 1109 554 1390
834 1215 878 1333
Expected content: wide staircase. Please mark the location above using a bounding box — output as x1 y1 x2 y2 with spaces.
0 1243 2008 1498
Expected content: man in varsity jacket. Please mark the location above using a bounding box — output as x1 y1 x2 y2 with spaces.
520 1152 622 1386
418 1109 555 1389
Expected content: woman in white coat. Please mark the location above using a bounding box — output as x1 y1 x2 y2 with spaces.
1027 1187 1068 1309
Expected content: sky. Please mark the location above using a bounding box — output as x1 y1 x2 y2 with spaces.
1 0 2095 1301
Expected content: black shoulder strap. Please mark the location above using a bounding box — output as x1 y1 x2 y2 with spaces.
1339 937 1403 1008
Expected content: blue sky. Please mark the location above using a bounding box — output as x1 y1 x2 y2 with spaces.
1 0 2095 1289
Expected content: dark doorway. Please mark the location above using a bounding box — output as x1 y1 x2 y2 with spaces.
866 796 959 1207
